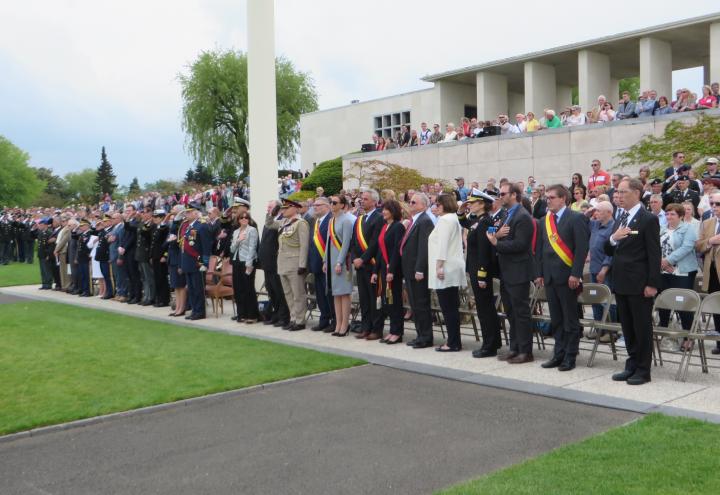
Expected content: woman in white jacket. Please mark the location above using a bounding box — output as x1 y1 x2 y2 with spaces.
428 193 467 352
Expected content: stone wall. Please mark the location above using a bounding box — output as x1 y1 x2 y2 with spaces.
342 110 719 189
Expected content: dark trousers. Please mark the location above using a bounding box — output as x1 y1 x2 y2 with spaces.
709 263 720 350
405 274 433 343
0 241 8 264
500 280 533 354
546 282 582 363
469 273 502 351
39 257 54 288
313 271 334 326
24 240 34 263
69 258 79 292
616 293 654 379
263 271 289 322
51 254 60 288
16 236 24 262
125 252 142 301
99 261 113 297
357 266 384 333
437 286 461 349
139 260 155 303
233 261 259 319
152 260 169 305
380 273 404 336
658 272 696 330
186 270 205 316
78 260 90 295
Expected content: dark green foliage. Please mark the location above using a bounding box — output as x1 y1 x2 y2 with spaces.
95 146 117 199
0 135 44 207
128 177 141 196
301 157 343 194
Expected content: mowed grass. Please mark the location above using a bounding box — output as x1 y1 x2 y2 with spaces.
0 301 364 435
0 260 40 287
437 414 720 495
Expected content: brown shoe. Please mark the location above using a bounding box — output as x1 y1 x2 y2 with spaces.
355 331 371 339
497 351 518 361
507 353 534 364
365 333 382 341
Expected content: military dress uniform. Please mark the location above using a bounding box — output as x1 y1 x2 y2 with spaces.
94 224 114 298
266 201 309 330
136 220 155 305
34 222 54 288
150 213 170 307
76 225 93 296
180 212 211 320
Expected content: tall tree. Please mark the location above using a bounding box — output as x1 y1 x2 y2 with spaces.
64 169 98 204
0 135 44 207
193 163 213 185
95 146 117 199
128 177 141 196
33 166 69 207
184 167 196 184
179 50 318 177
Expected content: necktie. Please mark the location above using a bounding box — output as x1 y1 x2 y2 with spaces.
618 211 630 228
399 218 414 255
553 212 559 225
616 208 624 221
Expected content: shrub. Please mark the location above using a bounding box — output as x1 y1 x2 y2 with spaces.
301 157 343 194
287 190 315 202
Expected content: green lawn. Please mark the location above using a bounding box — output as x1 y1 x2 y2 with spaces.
0 260 40 287
438 414 720 495
0 301 364 435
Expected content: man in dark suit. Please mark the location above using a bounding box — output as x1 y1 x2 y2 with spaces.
401 193 435 348
119 205 142 304
307 197 335 332
605 178 662 385
259 200 290 326
351 189 385 340
535 185 590 371
664 151 686 179
488 183 536 363
180 202 212 320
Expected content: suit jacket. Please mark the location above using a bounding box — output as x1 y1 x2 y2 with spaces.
400 212 434 277
531 199 547 219
308 214 331 274
696 217 720 291
495 205 535 285
373 221 405 278
351 208 384 268
604 207 662 295
55 226 71 255
258 215 282 273
662 188 700 209
535 209 590 285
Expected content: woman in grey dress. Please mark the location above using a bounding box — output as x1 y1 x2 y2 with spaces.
324 195 354 336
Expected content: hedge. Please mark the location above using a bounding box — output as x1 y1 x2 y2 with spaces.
301 157 343 195
287 190 315 202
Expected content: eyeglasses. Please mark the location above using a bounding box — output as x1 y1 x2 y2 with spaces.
546 195 558 200
591 163 600 167
331 201 339 205
711 202 720 207
409 200 418 205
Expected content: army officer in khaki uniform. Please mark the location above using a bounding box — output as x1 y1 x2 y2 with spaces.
265 198 309 331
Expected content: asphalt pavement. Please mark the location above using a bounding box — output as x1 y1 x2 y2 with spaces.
0 365 637 495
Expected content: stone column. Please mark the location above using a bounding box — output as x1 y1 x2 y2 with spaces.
476 71 508 121
523 61 556 115
639 37 672 99
711 22 720 85
610 78 620 104
508 92 525 119
578 50 610 112
556 85 573 113
247 0 279 223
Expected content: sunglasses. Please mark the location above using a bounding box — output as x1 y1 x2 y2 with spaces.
712 202 720 207
331 201 339 205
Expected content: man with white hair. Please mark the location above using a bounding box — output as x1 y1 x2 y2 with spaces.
589 95 607 123
509 114 526 134
696 192 720 355
588 201 616 323
543 109 562 129
442 123 457 142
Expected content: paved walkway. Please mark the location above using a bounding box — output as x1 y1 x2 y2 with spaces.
2 285 720 422
0 365 637 495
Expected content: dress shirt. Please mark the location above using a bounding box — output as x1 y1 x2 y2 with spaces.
609 203 643 246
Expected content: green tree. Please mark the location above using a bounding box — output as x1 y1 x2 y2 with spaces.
95 146 117 200
128 177 141 197
619 77 640 101
302 157 343 194
179 49 318 177
64 168 98 204
615 113 720 174
184 167 196 184
33 167 69 207
144 179 182 194
0 135 44 207
344 159 448 194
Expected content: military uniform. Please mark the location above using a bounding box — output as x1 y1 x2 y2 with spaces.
266 209 309 328
76 227 93 296
150 218 170 306
95 225 113 298
180 215 211 319
34 223 54 288
136 220 155 305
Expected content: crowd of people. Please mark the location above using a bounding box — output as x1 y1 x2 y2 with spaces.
4 151 720 386
371 83 720 150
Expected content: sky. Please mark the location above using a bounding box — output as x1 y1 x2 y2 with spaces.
0 0 717 186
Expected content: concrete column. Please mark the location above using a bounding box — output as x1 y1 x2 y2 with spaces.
578 50 611 112
711 22 720 84
610 78 620 104
556 84 573 112
703 59 711 85
640 37 672 100
247 0 279 223
523 61 556 115
476 71 508 120
508 92 525 119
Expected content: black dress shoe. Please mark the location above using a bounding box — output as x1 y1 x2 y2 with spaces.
507 353 534 364
282 321 295 330
497 351 519 361
712 347 720 355
289 323 306 331
627 374 651 385
188 314 205 321
231 316 239 321
274 320 289 328
541 357 564 369
612 370 634 381
263 319 276 326
472 349 497 358
127 299 138 305
311 324 329 332
558 362 576 372
412 341 433 349
385 336 403 345
406 339 419 347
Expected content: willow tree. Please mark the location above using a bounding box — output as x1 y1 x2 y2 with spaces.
179 50 318 178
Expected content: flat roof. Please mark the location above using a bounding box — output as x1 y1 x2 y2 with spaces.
422 12 720 88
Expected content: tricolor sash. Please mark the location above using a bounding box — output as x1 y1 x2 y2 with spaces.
313 218 326 258
355 214 376 264
329 218 342 250
545 213 573 267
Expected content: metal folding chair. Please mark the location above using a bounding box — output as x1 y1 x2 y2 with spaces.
651 288 701 381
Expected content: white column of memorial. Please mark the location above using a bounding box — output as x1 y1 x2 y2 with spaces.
247 0 279 223
476 71 508 121
523 62 557 115
578 50 611 112
710 22 720 85
639 37 672 100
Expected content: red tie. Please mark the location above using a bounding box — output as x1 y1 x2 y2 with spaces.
399 218 414 255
